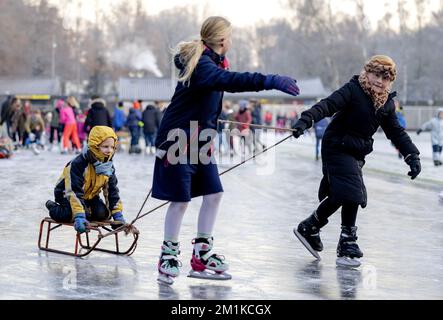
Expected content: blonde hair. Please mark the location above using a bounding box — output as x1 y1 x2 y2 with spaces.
175 16 232 86
67 96 80 108
363 55 397 81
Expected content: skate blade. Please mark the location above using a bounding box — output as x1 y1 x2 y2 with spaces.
336 257 361 268
157 273 175 285
188 270 232 281
293 228 321 260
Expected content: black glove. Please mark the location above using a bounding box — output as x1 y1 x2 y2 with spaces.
405 154 421 180
292 119 309 138
416 129 422 135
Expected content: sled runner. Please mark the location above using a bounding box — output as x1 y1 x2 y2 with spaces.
38 217 139 257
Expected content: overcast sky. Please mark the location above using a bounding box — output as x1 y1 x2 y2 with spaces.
54 0 442 30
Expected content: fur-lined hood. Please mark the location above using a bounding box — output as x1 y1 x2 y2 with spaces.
90 98 107 109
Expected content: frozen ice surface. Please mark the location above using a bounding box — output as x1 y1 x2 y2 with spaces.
0 131 442 300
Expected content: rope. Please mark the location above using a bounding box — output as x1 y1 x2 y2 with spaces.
124 133 293 228
218 119 298 133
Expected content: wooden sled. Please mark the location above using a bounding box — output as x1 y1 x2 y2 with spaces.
38 217 139 258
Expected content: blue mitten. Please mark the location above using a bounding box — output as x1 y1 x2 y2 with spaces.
74 213 89 233
264 75 300 96
112 212 126 230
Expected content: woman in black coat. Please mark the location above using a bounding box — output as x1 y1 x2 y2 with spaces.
291 55 421 266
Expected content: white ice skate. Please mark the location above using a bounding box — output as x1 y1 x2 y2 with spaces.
187 237 232 281
31 143 41 155
157 241 181 286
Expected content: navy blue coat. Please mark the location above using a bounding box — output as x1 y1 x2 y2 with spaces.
155 49 267 150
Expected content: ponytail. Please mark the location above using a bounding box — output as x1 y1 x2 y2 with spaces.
175 40 206 86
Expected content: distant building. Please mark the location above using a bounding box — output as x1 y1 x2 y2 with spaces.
0 77 61 109
118 77 329 104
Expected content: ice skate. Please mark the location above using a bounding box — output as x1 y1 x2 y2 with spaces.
157 241 181 285
336 226 363 268
31 144 40 155
188 237 231 281
293 212 327 260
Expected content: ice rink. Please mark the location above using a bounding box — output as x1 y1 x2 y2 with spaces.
0 131 442 300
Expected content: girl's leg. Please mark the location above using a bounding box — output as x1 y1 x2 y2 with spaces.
295 197 341 252
337 201 363 260
158 202 189 278
197 192 223 238
315 197 341 222
191 192 229 274
164 202 188 242
341 201 359 227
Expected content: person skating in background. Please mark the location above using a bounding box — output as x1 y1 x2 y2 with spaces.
113 101 126 133
235 100 253 157
44 126 126 233
77 110 87 148
250 99 266 152
393 100 407 158
142 103 161 155
25 107 46 154
60 97 82 154
152 16 300 284
216 101 229 155
291 55 421 267
416 108 443 166
48 100 64 151
264 110 273 128
125 101 142 154
84 96 112 134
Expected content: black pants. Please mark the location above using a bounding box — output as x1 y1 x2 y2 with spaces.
315 197 358 227
49 197 110 223
49 125 63 144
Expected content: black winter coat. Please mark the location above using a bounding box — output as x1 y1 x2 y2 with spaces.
142 105 160 134
84 99 112 133
298 75 419 206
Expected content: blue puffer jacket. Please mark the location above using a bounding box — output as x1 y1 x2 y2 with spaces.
125 108 142 128
155 48 268 150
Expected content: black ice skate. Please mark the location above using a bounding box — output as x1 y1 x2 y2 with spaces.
336 226 363 268
293 212 328 260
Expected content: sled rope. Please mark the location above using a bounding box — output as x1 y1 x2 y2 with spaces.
218 119 298 133
102 133 294 238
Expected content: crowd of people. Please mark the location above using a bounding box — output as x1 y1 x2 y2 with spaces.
0 96 167 157
0 93 303 160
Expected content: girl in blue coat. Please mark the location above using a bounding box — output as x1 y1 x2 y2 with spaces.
153 16 300 283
